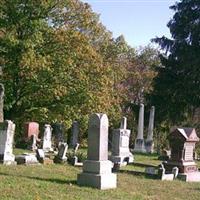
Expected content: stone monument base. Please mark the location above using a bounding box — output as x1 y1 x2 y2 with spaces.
0 154 16 165
133 139 146 153
77 160 117 190
178 172 200 182
145 140 154 153
164 161 198 173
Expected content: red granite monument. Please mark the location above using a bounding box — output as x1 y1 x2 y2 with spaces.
24 122 39 138
164 128 200 182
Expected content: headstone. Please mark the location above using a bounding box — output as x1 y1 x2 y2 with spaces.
42 124 53 152
73 143 79 153
0 120 16 165
36 148 53 165
164 128 200 182
0 84 4 122
158 163 174 181
72 156 83 167
31 134 37 151
145 106 155 153
15 153 39 165
134 104 146 153
110 117 134 166
24 122 39 138
52 123 65 147
77 113 117 189
71 121 79 148
54 142 68 163
145 167 157 175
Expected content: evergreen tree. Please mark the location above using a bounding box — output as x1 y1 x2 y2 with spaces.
152 0 200 123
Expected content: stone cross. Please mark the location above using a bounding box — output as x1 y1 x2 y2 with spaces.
71 121 79 148
77 113 117 189
0 120 16 165
0 84 4 122
42 124 53 152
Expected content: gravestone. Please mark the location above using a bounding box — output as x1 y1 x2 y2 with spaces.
24 122 40 150
0 84 4 122
52 123 65 148
77 113 117 189
42 124 53 152
110 117 134 166
0 120 16 165
70 121 79 148
36 148 53 165
145 106 155 153
15 153 39 165
164 128 200 182
134 104 146 153
54 142 68 163
24 122 39 138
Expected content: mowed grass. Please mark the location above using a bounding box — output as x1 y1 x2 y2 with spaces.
0 150 200 200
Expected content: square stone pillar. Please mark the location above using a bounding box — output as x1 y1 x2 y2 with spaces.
77 113 117 189
134 104 146 153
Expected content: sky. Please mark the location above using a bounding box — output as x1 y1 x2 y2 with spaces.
82 0 177 47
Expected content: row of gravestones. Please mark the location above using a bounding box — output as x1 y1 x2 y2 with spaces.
1 113 200 190
24 121 79 151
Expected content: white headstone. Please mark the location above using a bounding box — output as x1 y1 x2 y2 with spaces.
0 120 16 165
42 124 53 152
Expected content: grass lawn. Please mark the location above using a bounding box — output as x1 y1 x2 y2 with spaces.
0 150 200 200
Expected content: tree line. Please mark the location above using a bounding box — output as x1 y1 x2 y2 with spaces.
1 0 199 148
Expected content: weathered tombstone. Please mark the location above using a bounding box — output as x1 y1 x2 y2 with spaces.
52 123 65 148
0 120 16 165
164 128 200 182
15 153 39 165
30 134 37 151
70 121 79 148
54 142 68 163
73 143 79 153
42 124 53 152
36 148 53 165
145 106 155 153
0 84 4 122
110 117 134 166
134 104 146 153
77 113 117 189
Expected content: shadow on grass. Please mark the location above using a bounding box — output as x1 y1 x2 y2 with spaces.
132 152 159 157
0 172 77 185
119 169 158 180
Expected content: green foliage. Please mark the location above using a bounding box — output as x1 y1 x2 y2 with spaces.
0 0 160 144
151 0 200 125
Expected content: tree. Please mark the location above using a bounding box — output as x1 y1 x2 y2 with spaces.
151 0 200 124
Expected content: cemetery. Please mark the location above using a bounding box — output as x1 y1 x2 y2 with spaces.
1 0 200 199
